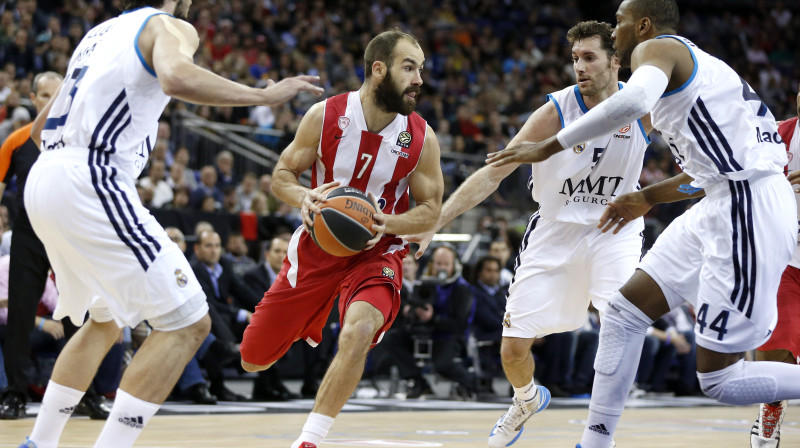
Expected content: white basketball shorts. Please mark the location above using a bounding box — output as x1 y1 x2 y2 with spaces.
502 213 643 338
639 173 797 353
24 148 206 329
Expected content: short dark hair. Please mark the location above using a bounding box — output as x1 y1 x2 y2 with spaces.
31 71 63 94
122 0 165 11
364 29 419 79
628 0 679 33
566 21 615 59
473 255 501 284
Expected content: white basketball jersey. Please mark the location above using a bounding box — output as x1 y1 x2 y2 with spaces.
786 120 800 269
531 83 649 225
40 7 171 179
650 35 787 189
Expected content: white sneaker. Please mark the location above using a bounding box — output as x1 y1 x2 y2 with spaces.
751 401 787 448
488 385 550 447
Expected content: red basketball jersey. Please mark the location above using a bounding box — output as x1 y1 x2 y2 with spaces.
312 91 428 216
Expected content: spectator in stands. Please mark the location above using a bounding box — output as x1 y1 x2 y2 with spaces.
138 160 173 209
236 172 258 212
488 239 514 287
221 185 240 213
191 165 224 209
0 106 30 143
191 230 260 401
224 232 255 278
250 191 269 216
215 150 237 189
172 146 197 190
470 255 507 393
257 173 280 213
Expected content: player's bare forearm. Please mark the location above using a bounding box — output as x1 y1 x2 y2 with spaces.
384 200 441 236
435 163 514 232
641 172 705 204
271 167 309 208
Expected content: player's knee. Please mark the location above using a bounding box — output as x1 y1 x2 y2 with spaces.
697 360 777 405
500 338 532 364
338 320 378 352
241 360 272 373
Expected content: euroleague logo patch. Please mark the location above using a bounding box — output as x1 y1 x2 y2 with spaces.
175 269 188 288
396 131 412 149
382 266 395 279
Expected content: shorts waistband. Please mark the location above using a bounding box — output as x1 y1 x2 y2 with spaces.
702 172 784 200
38 147 93 164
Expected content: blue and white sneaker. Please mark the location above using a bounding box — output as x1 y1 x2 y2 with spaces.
19 437 37 448
488 385 550 447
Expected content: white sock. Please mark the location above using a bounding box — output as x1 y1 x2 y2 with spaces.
291 412 335 448
93 389 160 448
513 378 538 402
29 380 85 448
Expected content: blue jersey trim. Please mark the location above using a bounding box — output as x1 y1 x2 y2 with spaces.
573 85 589 113
545 94 565 128
637 118 651 144
134 12 173 78
656 35 698 98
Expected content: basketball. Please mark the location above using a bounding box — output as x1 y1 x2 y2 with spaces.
310 186 378 257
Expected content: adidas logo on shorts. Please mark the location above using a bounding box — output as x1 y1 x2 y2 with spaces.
118 415 144 429
588 423 610 435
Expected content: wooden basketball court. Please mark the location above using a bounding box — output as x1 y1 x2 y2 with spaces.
1 398 798 447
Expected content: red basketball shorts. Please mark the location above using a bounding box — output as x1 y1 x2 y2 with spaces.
240 232 407 366
758 265 800 358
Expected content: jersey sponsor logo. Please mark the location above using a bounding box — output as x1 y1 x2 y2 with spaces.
559 174 625 206
396 131 412 149
338 116 350 130
382 266 395 279
390 148 410 158
503 312 511 328
573 143 586 154
614 124 632 139
618 124 631 133
755 126 783 144
174 268 188 288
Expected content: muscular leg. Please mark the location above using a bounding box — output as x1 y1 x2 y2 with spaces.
500 336 536 387
291 299 385 448
312 300 384 416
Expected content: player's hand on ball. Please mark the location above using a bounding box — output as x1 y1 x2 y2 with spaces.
598 191 653 234
302 181 339 232
486 136 562 167
364 192 386 250
400 230 434 260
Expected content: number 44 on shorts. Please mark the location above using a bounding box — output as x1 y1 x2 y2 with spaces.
696 303 729 341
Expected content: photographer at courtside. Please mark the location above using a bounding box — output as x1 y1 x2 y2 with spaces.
376 245 476 399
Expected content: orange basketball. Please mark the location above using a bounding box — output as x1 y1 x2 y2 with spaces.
310 186 378 257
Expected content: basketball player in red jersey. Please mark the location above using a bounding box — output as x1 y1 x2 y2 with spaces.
240 29 444 448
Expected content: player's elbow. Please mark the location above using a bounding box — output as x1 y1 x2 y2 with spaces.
159 72 190 99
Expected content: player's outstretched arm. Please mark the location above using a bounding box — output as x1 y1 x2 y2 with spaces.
384 125 444 237
404 101 561 257
599 171 704 234
145 16 322 106
271 103 338 230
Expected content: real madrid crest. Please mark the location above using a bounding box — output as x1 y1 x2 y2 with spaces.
175 268 188 288
573 143 586 154
396 131 412 149
503 312 511 328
